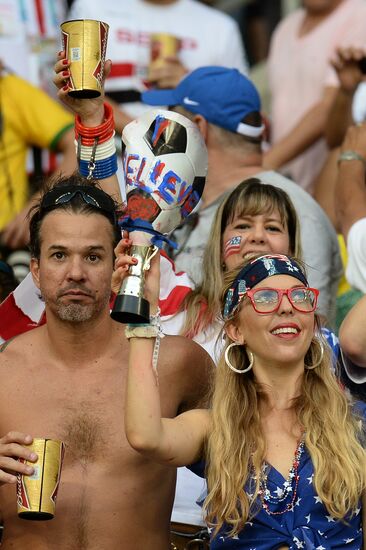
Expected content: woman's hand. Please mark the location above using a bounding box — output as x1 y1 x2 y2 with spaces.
112 236 138 294
53 50 112 126
112 233 161 312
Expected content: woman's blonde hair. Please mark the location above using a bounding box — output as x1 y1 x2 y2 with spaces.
181 178 302 337
203 264 366 537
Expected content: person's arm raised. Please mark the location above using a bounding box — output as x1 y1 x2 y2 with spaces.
335 123 366 239
263 86 337 170
125 253 210 466
53 51 121 203
339 294 366 368
325 47 366 148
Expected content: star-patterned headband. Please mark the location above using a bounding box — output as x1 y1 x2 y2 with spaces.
223 254 308 319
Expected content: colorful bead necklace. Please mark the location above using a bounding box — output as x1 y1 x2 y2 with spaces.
259 433 305 516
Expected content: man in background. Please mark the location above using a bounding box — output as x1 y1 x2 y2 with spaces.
143 66 342 322
68 0 248 132
265 0 366 193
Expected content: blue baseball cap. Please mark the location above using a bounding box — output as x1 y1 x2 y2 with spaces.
142 66 264 138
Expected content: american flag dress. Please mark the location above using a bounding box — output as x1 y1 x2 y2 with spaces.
190 402 366 550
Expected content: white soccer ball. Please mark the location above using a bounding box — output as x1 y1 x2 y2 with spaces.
121 109 208 235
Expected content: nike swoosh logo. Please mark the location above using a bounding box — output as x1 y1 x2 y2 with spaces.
183 96 200 106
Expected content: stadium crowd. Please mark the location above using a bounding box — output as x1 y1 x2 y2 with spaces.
0 1 365 549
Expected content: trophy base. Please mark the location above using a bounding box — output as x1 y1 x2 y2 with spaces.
111 295 150 324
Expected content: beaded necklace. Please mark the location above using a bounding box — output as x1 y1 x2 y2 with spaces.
259 433 306 516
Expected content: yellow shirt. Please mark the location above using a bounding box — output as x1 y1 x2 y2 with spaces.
0 74 73 230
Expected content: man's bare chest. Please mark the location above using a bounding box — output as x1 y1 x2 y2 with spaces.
0 365 129 466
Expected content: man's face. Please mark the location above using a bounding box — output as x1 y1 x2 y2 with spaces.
303 0 343 14
31 210 115 324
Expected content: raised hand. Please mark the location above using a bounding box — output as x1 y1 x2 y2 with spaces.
112 236 138 295
147 56 187 89
112 234 160 312
53 50 112 125
331 47 366 95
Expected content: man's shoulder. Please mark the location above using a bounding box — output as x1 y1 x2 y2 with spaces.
162 333 212 357
160 334 214 372
0 327 44 362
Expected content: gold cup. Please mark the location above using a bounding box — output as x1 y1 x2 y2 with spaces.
17 438 65 520
148 33 180 79
60 19 109 98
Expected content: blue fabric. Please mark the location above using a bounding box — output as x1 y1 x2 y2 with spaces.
79 155 118 179
118 216 178 249
142 66 261 135
188 402 366 550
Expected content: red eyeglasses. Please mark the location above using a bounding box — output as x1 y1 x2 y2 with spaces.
245 287 319 314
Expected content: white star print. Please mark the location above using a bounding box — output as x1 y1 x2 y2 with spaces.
355 507 361 516
307 474 314 484
326 515 335 522
344 538 355 543
295 497 301 506
314 495 322 504
274 486 284 498
293 537 304 549
316 546 326 550
305 513 311 524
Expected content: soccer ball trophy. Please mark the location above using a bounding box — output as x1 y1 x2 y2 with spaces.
110 109 208 323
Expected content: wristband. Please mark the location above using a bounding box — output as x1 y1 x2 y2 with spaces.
125 325 160 339
76 131 118 179
75 102 115 146
337 150 366 169
125 308 164 374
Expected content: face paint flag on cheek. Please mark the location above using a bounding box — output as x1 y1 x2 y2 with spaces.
223 236 242 259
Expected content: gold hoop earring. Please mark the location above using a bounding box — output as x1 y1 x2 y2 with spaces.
225 342 254 374
305 339 324 370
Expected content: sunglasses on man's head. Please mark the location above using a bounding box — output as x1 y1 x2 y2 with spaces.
245 287 319 314
41 186 117 224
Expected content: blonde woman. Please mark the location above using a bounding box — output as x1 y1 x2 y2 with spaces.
125 254 366 549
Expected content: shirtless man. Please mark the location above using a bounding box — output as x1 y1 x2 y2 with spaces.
0 175 211 549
